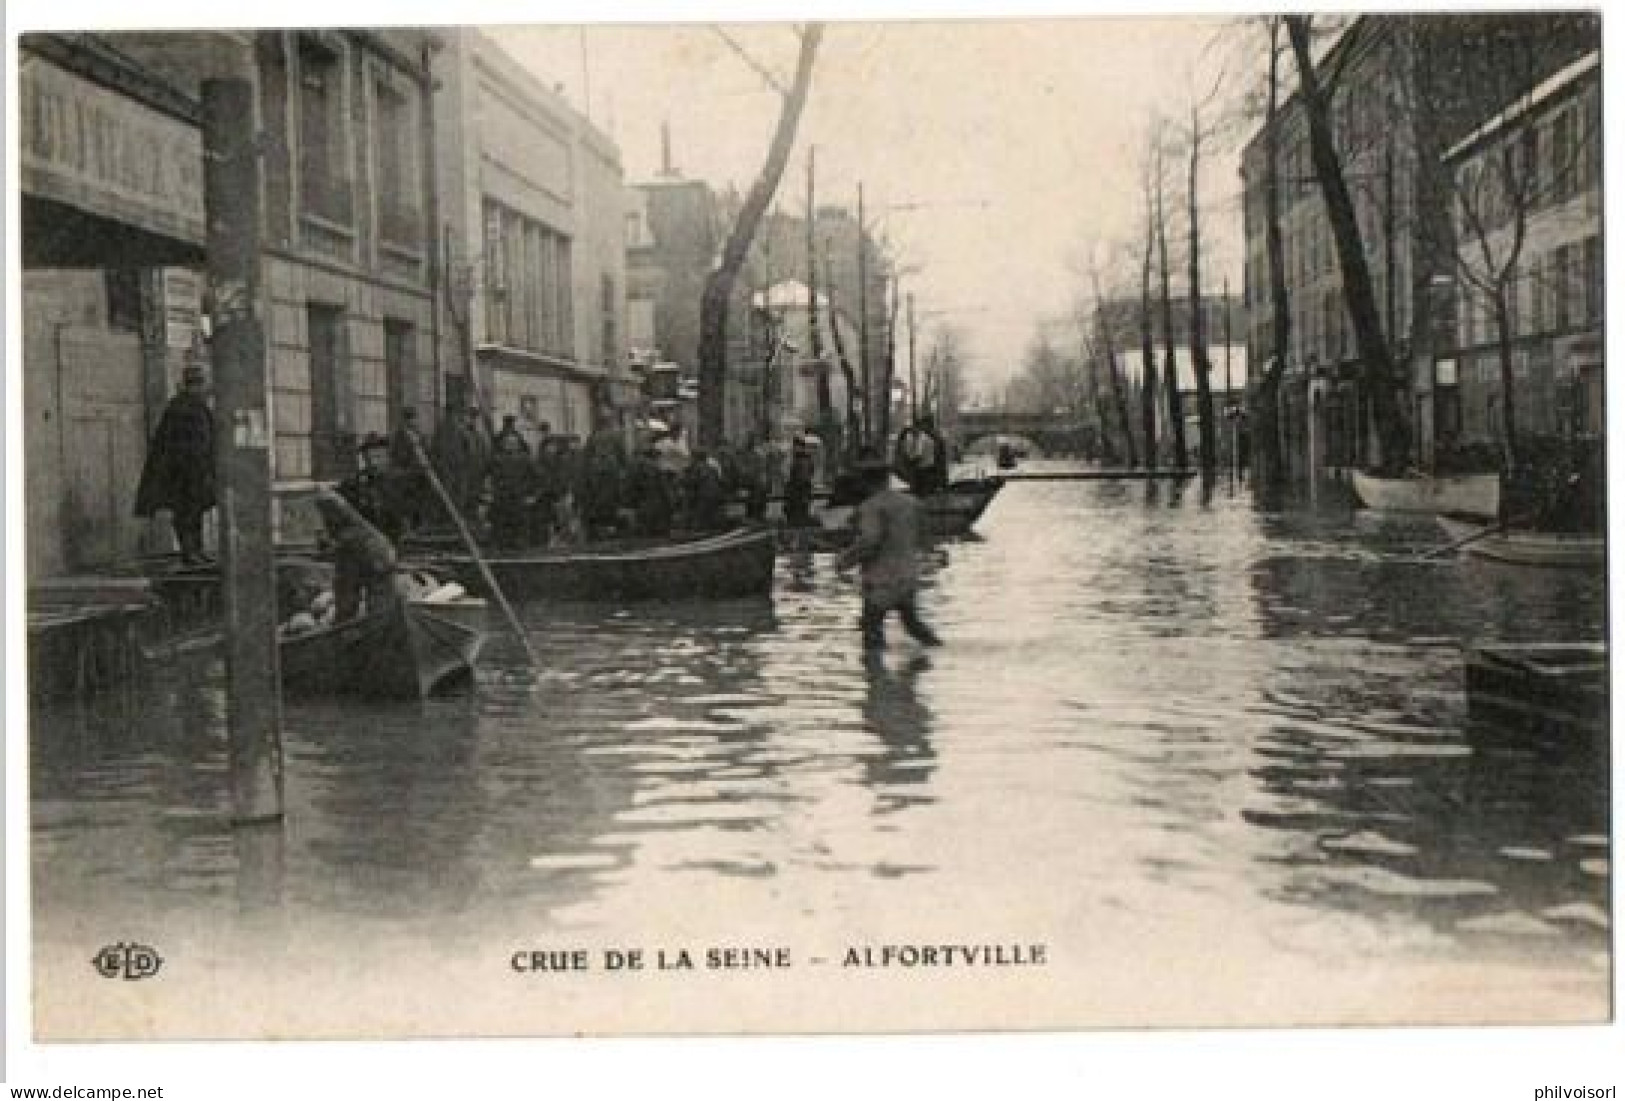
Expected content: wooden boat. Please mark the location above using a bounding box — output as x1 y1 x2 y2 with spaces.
280 599 482 699
817 476 1005 539
1435 516 1604 568
440 526 777 601
1353 470 1500 520
1465 642 1607 738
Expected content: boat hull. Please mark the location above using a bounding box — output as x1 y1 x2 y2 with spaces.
445 527 777 601
1354 471 1500 520
815 477 1004 541
1436 517 1605 568
280 601 482 700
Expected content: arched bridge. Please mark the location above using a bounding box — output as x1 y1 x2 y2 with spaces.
952 410 1091 457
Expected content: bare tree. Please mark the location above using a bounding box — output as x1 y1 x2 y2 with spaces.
1088 272 1139 467
1447 60 1599 468
697 24 824 447
1252 14 1292 486
1153 125 1187 469
1185 74 1227 479
1138 155 1160 470
1284 14 1410 470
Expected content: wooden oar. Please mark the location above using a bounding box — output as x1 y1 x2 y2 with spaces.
405 434 538 668
1422 474 1580 561
1422 516 1510 561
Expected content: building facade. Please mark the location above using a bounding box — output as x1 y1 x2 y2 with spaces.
1441 51 1602 450
19 29 441 574
1239 13 1600 479
434 29 632 451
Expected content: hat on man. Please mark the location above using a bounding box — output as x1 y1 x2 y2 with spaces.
358 432 389 453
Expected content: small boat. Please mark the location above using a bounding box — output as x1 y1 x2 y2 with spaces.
921 476 1005 536
814 476 1005 542
1465 642 1607 738
1435 516 1604 568
280 599 482 700
1353 470 1500 520
440 526 777 601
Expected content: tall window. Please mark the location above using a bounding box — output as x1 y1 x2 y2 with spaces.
1550 105 1577 203
482 199 574 358
307 304 353 478
601 274 617 368
375 78 421 249
298 34 351 224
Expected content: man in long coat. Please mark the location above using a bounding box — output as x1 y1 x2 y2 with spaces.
134 366 215 565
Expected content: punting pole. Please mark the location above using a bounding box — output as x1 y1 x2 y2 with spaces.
203 78 283 823
406 434 538 668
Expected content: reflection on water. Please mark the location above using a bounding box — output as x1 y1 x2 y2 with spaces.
30 464 1610 1016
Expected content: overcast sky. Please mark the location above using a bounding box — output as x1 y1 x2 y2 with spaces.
500 18 1251 399
12 1 1257 400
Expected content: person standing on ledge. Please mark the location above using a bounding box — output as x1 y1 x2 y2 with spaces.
838 451 942 652
134 365 215 566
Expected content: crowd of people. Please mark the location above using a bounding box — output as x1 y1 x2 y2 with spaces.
334 401 819 554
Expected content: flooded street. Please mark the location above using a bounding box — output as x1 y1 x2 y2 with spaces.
30 466 1610 1036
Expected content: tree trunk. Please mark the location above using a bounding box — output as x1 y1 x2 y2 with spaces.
696 26 823 447
824 256 862 458
1188 105 1217 478
1155 166 1187 468
1139 215 1159 469
1285 16 1409 471
1494 294 1519 469
1097 306 1139 467
1254 16 1292 486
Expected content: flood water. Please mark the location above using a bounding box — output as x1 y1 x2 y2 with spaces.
29 464 1611 1035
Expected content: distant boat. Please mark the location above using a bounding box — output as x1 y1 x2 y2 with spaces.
440 526 777 601
281 600 482 700
1465 642 1607 738
1353 471 1500 520
816 476 1005 540
1435 516 1604 568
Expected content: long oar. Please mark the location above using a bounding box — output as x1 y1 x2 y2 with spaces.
407 434 538 668
1422 516 1512 561
1421 474 1579 562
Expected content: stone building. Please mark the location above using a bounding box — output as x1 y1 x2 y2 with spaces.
18 29 441 573
1238 13 1600 479
1441 50 1602 449
434 29 634 451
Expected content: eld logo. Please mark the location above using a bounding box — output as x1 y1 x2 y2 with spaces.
91 942 164 981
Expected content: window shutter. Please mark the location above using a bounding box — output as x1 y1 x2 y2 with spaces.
334 317 355 437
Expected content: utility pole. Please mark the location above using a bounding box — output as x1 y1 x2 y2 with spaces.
203 77 282 823
856 182 870 447
907 292 917 423
1224 275 1235 474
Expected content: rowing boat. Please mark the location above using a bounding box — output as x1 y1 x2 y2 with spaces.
438 526 777 601
280 598 482 699
816 476 1005 540
1435 516 1604 568
1353 471 1500 520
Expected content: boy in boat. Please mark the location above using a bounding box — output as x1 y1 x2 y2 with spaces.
314 489 401 621
838 452 942 652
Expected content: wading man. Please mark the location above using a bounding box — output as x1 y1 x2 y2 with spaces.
838 452 942 652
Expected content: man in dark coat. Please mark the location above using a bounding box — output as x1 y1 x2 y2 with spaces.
433 403 490 522
837 452 941 652
337 433 403 546
784 436 816 527
576 419 628 540
487 422 534 550
387 406 430 534
134 366 215 565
